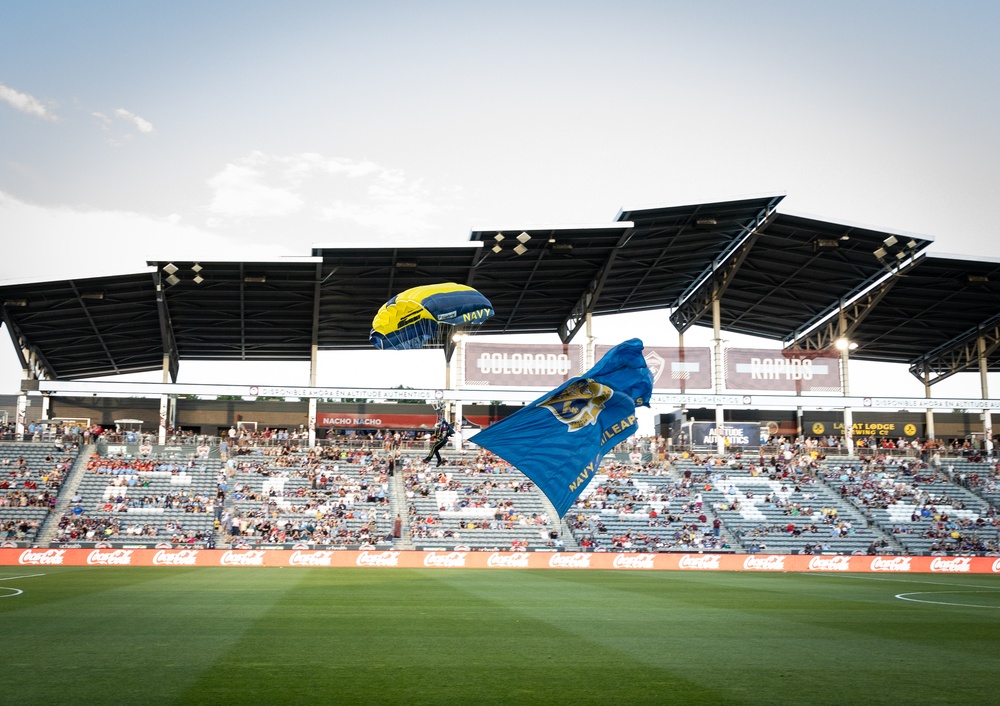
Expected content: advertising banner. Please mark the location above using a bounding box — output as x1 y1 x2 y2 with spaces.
464 343 582 387
725 348 842 392
689 421 762 447
3 548 999 574
317 412 437 429
596 345 712 391
803 412 922 440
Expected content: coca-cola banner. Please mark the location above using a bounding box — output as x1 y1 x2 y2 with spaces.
464 343 582 387
725 348 842 392
4 549 998 573
596 346 712 391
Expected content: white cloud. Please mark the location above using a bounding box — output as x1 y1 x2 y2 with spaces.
114 107 154 134
207 158 305 217
0 191 294 284
0 82 56 121
205 152 459 236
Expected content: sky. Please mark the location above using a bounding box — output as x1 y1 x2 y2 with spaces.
1 1 999 433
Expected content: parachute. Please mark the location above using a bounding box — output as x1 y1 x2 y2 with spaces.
370 283 494 351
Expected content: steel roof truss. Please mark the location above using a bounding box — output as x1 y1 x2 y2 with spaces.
152 272 180 382
669 201 779 333
784 280 899 353
1 306 56 380
558 229 635 343
908 315 1000 385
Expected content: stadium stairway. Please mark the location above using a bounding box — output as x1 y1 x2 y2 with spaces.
388 464 413 550
33 443 95 547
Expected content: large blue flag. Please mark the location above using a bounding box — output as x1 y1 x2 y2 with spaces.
470 338 653 517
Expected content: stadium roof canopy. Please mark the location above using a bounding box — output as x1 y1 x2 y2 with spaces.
2 195 999 386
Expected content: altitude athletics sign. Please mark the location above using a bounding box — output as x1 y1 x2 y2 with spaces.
725 348 842 392
464 343 582 387
596 345 712 391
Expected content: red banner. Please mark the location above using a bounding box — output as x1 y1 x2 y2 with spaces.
317 412 436 429
3 548 998 573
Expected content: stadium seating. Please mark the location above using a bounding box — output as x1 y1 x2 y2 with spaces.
0 442 78 546
5 437 1000 557
52 454 222 546
227 450 394 546
405 451 558 551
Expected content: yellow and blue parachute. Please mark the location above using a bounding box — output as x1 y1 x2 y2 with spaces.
370 283 494 351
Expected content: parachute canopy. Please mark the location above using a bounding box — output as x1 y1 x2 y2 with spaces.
370 282 494 351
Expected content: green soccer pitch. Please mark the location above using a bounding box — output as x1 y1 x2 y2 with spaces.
1 567 999 705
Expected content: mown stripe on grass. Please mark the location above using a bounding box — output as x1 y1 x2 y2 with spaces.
0 567 313 705
177 568 721 706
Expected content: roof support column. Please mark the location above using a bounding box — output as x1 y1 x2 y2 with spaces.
450 336 467 451
158 352 172 445
923 362 936 442
158 394 168 445
712 288 725 457
979 335 993 456
585 313 594 370
308 343 318 448
839 309 855 457
15 389 27 441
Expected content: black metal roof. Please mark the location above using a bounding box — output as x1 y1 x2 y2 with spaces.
2 196 998 383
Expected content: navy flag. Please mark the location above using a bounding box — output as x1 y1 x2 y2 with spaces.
470 338 653 517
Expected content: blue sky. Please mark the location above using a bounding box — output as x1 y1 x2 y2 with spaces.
1 1 999 416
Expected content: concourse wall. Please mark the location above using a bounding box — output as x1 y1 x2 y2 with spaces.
3 548 999 574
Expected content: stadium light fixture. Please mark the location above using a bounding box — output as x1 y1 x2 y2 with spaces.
165 274 180 286
834 338 858 351
163 263 178 275
513 243 528 256
3 299 28 307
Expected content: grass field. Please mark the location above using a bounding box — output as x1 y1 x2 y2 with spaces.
1 568 999 705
